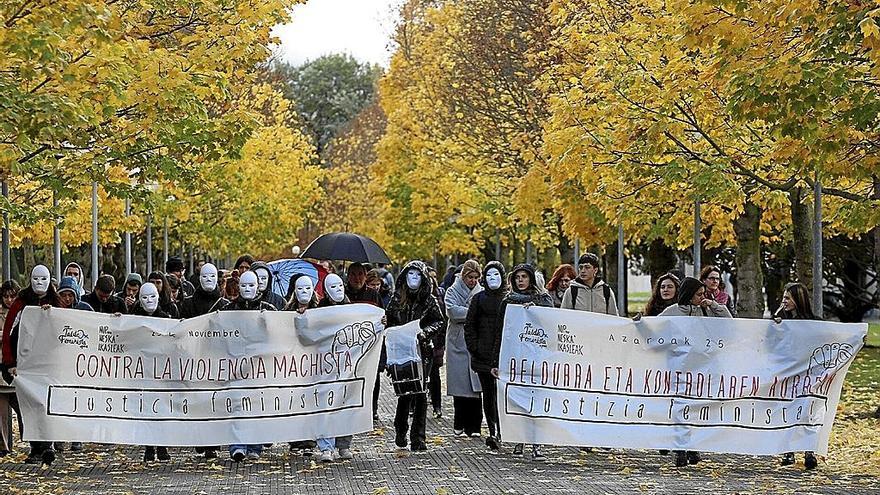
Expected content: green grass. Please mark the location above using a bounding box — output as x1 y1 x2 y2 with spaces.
869 323 880 347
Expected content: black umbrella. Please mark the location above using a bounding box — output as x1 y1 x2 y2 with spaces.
301 232 392 264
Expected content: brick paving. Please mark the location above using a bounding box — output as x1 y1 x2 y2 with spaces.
0 385 876 494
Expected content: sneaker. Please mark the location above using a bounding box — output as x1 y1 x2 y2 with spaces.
433 409 442 419
512 443 524 456
41 448 56 466
231 449 245 462
204 448 218 459
532 447 545 461
143 446 156 462
686 451 700 465
486 436 499 451
466 431 480 438
338 448 353 460
157 447 170 461
302 447 314 457
70 442 83 452
411 442 428 452
658 449 669 455
453 429 465 437
247 452 260 461
781 452 795 466
373 411 380 421
319 450 334 463
674 451 688 467
804 452 818 470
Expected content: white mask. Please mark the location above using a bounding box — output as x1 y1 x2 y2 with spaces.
31 265 51 296
254 267 270 292
139 283 160 314
324 274 345 303
239 271 259 301
406 269 422 291
294 276 314 304
486 268 502 290
199 263 218 292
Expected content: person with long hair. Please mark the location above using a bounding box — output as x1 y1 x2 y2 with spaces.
774 282 819 470
644 273 681 316
546 264 576 308
503 264 553 460
0 280 21 457
146 271 179 318
659 277 730 467
444 260 483 436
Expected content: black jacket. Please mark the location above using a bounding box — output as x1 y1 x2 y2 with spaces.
347 284 383 307
180 285 228 318
385 260 444 361
82 292 127 315
220 298 276 312
464 261 508 373
130 306 171 319
251 261 286 310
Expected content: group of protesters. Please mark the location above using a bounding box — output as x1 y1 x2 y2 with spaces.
0 252 820 471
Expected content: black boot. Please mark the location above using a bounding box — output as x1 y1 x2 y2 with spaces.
674 450 688 467
41 448 56 466
687 451 701 465
157 447 170 461
804 452 818 470
143 446 155 462
781 452 795 466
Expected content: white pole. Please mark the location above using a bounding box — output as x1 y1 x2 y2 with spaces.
53 193 61 281
91 181 99 288
693 200 702 277
813 175 823 318
124 199 132 276
617 223 625 315
146 214 153 275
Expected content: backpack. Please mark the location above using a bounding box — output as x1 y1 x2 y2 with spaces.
570 284 612 313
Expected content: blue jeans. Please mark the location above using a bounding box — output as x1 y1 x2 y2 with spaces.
317 435 352 451
229 444 263 455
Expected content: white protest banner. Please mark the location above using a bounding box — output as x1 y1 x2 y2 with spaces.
497 306 866 455
14 304 385 446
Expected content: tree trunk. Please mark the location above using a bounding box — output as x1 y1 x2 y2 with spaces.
22 238 35 276
790 187 814 292
734 201 765 318
646 238 677 286
603 242 618 291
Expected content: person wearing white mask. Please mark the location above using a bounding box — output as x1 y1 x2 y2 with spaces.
385 261 444 452
464 261 508 452
282 273 320 456
1 265 61 465
250 261 286 310
314 273 355 462
179 263 227 460
220 270 274 462
130 283 174 462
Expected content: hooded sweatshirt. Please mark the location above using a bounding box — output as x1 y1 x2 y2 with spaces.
63 262 87 295
385 260 444 360
180 281 228 318
57 277 94 311
561 276 618 315
251 261 286 310
464 261 508 373
659 277 732 317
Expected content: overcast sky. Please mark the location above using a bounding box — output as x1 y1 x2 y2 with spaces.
272 0 403 67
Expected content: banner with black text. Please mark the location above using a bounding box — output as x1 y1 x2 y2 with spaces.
15 305 385 446
497 306 865 455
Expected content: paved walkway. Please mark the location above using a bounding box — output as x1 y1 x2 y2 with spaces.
0 386 876 494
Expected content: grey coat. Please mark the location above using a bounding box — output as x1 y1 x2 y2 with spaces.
444 276 482 397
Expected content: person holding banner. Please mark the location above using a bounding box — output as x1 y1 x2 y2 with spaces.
222 270 276 462
775 282 819 470
316 274 356 462
445 260 484 437
386 260 444 451
1 265 61 465
284 272 320 457
464 261 507 452
644 273 681 317
131 282 174 462
659 276 731 467
503 264 554 460
180 263 227 460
